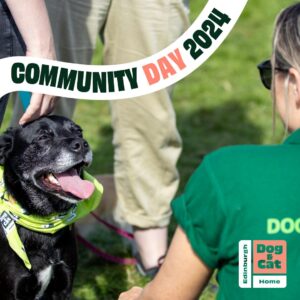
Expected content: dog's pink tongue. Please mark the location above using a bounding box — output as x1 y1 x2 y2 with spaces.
55 168 95 199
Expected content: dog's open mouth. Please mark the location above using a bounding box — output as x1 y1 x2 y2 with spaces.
39 164 95 200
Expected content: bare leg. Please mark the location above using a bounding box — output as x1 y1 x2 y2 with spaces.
133 227 168 269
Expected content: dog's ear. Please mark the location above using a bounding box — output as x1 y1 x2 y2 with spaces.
0 128 15 165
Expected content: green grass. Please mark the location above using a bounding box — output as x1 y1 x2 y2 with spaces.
1 0 296 299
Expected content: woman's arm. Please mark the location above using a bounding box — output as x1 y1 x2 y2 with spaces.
6 0 55 59
119 227 213 300
5 0 57 124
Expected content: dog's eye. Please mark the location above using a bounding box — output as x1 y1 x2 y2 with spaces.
35 129 53 141
76 130 83 138
73 128 83 138
37 134 50 141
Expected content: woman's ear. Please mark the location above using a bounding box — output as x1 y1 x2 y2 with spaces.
288 67 300 108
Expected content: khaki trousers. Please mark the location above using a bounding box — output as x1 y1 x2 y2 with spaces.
12 0 189 228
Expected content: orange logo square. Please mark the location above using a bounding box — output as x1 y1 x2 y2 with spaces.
253 240 286 274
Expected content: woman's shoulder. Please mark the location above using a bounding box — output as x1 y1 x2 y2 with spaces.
207 143 281 161
203 143 283 174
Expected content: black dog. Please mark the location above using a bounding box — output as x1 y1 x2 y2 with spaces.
0 115 97 300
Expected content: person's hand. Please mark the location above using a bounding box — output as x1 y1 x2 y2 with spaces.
19 48 57 125
19 93 57 125
18 43 57 125
118 287 143 300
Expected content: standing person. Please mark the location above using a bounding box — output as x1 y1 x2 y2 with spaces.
0 0 57 125
12 0 189 275
118 2 300 299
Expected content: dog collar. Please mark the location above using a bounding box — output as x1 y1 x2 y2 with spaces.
0 166 103 270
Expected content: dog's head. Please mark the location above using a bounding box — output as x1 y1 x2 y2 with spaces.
0 115 94 215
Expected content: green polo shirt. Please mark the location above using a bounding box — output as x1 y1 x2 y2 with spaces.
172 129 300 300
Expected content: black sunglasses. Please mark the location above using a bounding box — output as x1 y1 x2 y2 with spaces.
257 59 290 90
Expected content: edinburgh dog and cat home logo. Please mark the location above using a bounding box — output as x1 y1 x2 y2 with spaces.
239 240 287 288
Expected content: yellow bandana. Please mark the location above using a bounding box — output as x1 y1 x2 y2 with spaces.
0 166 103 269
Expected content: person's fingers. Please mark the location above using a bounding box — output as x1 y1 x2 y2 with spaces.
118 292 126 300
19 94 56 125
40 95 57 116
19 93 43 125
118 287 143 300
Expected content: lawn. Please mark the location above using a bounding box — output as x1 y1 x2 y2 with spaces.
1 0 296 299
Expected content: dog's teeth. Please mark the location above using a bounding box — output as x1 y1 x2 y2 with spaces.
48 173 60 185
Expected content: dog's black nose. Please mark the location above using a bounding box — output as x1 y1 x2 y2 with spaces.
70 139 89 153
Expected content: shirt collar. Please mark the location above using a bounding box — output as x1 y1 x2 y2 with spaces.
283 128 300 145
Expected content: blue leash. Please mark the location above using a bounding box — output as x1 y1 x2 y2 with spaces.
18 91 31 110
